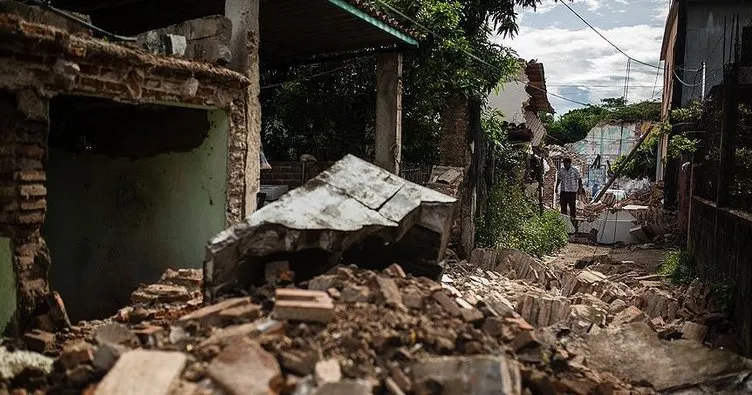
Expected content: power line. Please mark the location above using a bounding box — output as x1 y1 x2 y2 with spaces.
373 0 592 107
560 2 660 70
24 0 136 41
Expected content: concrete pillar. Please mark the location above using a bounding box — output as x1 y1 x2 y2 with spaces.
375 52 403 174
225 0 261 218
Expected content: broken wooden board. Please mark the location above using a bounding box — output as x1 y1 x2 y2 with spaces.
204 155 456 303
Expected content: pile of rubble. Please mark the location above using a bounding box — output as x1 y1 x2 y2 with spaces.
4 247 751 395
580 184 678 243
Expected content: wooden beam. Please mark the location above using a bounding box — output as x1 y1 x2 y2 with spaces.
375 52 403 174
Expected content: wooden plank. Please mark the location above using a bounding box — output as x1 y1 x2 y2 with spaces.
95 350 187 395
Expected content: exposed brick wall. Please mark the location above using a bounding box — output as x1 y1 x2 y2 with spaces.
260 161 334 189
0 91 64 334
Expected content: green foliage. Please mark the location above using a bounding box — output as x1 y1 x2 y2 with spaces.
711 276 735 318
659 249 696 285
544 98 661 144
261 0 547 162
477 178 568 258
667 134 698 159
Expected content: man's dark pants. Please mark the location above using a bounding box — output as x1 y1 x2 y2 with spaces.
560 191 577 218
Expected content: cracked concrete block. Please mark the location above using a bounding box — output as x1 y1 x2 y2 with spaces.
204 155 456 303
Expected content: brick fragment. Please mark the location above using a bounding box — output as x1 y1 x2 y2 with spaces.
58 341 94 370
314 359 342 384
273 288 334 323
178 297 254 327
23 329 55 353
432 291 461 317
208 339 283 395
375 276 403 306
384 263 406 278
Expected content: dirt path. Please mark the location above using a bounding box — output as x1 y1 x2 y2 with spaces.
551 242 668 276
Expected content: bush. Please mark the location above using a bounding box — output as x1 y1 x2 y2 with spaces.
476 179 568 258
659 249 696 285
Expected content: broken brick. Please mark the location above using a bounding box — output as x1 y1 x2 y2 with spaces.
384 264 406 278
341 284 370 303
680 322 708 343
611 306 650 327
510 331 541 353
273 288 335 323
375 276 403 306
401 288 424 310
178 297 254 327
131 325 166 348
280 350 317 375
130 284 191 304
432 291 461 317
460 308 484 323
23 329 55 353
307 275 338 291
58 342 94 370
314 359 342 384
390 366 412 393
93 323 140 348
207 339 283 395
385 377 406 395
92 343 127 372
217 303 262 323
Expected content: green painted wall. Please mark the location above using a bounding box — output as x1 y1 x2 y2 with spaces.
43 110 228 321
0 237 14 334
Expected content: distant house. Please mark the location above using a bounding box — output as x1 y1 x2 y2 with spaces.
487 60 554 147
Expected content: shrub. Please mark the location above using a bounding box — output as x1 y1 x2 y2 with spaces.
659 249 696 285
476 179 568 258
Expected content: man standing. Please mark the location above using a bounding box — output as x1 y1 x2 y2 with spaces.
556 157 583 227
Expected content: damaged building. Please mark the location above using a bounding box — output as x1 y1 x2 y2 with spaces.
0 8 254 332
0 0 420 334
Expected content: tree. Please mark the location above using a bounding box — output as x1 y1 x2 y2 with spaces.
261 0 552 163
544 98 661 145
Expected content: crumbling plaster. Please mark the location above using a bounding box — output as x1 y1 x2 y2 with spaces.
0 12 261 329
44 110 229 321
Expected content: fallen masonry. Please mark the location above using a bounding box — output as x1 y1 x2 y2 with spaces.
2 251 750 394
2 161 750 394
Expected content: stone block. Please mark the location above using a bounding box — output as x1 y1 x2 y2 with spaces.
411 355 520 395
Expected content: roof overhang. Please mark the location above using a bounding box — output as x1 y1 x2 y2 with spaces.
50 0 420 66
260 0 419 65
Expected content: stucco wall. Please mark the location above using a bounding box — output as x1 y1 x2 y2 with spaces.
566 122 643 185
681 2 752 105
488 79 529 125
0 237 13 333
43 110 229 321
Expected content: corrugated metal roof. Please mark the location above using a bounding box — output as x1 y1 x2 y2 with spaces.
260 0 419 64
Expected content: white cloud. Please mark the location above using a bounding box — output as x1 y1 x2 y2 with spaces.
535 0 600 14
498 0 667 114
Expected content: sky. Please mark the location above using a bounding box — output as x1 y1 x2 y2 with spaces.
496 0 671 115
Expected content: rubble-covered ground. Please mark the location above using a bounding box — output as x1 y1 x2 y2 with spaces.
2 242 752 395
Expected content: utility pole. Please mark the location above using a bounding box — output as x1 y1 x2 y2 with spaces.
701 61 707 99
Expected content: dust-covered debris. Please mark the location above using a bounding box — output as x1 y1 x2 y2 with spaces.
204 155 457 303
